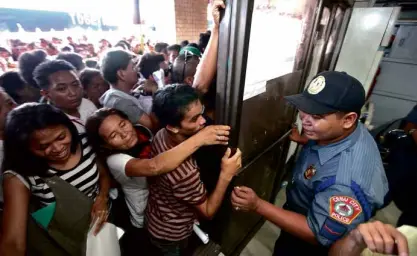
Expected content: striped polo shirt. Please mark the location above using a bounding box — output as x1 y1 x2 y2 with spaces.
146 129 207 241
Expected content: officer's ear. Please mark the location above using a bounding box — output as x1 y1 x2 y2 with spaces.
341 112 358 129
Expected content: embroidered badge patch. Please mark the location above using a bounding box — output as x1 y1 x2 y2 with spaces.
329 196 362 225
304 165 316 180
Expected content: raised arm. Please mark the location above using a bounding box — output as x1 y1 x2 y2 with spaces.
192 0 225 94
194 148 242 219
125 125 230 177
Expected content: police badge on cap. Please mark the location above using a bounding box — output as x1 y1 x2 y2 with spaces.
307 76 326 95
284 71 366 115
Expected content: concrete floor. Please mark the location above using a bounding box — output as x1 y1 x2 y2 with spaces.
240 188 402 256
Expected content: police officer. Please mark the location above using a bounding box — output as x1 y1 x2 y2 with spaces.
231 71 389 255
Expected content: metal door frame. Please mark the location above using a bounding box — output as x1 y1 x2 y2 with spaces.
215 0 254 147
213 0 355 254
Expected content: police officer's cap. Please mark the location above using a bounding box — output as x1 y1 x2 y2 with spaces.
285 71 365 115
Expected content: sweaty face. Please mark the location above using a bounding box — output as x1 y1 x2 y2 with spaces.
29 125 73 163
98 114 138 151
46 70 83 111
299 111 346 144
0 91 17 130
85 74 109 107
176 100 206 137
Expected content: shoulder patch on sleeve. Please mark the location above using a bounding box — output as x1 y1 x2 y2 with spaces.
329 196 362 224
319 217 347 241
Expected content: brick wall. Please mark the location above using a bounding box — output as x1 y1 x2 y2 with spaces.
174 0 208 43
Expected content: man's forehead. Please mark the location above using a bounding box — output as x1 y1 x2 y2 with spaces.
183 101 203 118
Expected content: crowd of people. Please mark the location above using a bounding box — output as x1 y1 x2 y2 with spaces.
0 0 414 256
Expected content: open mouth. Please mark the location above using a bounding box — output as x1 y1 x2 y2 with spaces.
303 129 315 136
52 148 69 160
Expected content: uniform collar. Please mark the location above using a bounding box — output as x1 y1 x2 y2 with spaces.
310 123 362 165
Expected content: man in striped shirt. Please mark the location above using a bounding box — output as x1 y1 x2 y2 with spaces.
147 84 242 255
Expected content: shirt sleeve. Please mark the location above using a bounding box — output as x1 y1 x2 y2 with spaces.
113 99 145 124
307 184 371 247
3 170 30 189
405 105 417 125
106 154 134 183
171 168 207 205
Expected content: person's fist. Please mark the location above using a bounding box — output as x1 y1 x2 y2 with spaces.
220 148 242 180
211 0 226 27
231 186 260 212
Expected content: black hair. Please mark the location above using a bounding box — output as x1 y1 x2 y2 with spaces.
180 40 189 48
33 60 76 90
0 47 11 55
155 42 169 54
60 45 74 52
79 68 102 90
198 32 211 52
2 103 80 177
138 53 165 79
187 43 199 49
56 52 85 71
167 44 181 53
100 49 132 84
115 40 132 51
18 49 47 87
85 59 99 69
0 71 26 103
85 108 130 156
171 54 200 83
152 84 200 127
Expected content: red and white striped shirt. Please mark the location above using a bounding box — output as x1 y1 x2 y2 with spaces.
146 129 207 241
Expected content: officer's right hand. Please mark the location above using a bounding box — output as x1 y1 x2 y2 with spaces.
349 221 409 256
220 148 242 181
231 186 260 212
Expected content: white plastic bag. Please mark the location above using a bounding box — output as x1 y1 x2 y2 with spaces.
86 222 124 256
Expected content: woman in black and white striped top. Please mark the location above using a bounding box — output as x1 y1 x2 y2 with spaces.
0 103 111 255
5 134 99 205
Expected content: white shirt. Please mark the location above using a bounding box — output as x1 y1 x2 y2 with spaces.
67 98 97 133
106 153 148 228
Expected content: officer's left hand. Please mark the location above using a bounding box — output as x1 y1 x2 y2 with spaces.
231 186 260 212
